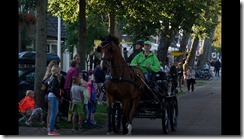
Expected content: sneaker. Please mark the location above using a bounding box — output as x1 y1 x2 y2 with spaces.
47 127 58 132
48 130 59 135
25 120 32 126
72 126 78 131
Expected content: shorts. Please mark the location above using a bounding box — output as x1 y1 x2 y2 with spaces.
73 102 83 116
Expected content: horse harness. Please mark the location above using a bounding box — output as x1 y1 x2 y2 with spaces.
107 65 144 87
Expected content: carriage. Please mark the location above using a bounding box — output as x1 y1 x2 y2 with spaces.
98 34 178 135
108 71 178 134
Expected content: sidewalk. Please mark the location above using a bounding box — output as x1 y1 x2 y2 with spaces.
19 123 107 135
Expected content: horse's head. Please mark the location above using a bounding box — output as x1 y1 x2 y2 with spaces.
97 34 120 71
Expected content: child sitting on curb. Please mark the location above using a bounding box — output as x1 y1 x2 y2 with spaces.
19 90 44 125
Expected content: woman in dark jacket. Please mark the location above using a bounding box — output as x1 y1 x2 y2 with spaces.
44 65 61 135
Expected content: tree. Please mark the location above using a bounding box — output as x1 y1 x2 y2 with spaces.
175 32 190 62
116 0 209 66
196 0 221 68
48 0 88 69
48 0 111 69
19 1 36 51
34 0 48 108
77 0 87 70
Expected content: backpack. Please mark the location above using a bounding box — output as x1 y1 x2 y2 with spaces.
87 81 96 102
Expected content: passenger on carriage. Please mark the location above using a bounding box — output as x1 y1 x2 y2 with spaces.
125 40 144 63
130 40 161 81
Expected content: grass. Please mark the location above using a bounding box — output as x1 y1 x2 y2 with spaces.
19 103 108 129
195 80 207 86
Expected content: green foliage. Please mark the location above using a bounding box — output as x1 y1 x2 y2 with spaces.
63 22 79 53
48 0 108 55
212 16 221 48
19 0 36 12
63 12 108 54
21 28 34 50
86 13 108 53
48 0 79 23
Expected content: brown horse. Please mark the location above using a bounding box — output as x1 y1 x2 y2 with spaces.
97 34 146 135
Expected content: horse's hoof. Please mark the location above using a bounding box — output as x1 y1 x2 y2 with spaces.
127 124 132 134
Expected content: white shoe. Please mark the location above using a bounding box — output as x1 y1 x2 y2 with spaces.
25 120 32 125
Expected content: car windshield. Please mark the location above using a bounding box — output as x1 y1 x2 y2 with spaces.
18 66 33 77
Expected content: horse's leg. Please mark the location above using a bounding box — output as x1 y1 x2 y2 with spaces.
122 99 130 135
127 94 141 135
107 95 113 134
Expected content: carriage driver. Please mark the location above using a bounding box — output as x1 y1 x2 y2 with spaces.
130 40 161 81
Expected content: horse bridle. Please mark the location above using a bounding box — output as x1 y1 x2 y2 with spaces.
100 42 113 67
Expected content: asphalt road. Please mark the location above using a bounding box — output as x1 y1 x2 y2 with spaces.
130 77 221 136
81 76 222 136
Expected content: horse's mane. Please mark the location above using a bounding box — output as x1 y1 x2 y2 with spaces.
101 34 120 47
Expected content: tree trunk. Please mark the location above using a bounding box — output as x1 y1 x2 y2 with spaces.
197 14 219 68
108 12 115 35
157 29 176 66
197 38 210 68
78 0 87 70
185 36 199 67
34 0 48 108
175 31 190 62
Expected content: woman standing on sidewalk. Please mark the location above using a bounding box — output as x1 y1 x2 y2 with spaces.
44 65 62 135
186 65 196 93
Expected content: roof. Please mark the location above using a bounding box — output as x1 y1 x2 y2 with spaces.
47 15 67 39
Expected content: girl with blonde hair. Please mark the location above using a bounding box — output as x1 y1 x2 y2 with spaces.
43 65 62 135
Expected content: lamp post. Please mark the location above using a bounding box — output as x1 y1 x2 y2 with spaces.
57 16 61 67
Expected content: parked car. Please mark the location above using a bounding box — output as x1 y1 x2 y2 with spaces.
19 51 61 65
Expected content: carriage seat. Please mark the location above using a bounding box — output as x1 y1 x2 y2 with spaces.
150 71 167 82
147 71 168 93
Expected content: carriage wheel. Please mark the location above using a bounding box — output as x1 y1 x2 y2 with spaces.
169 99 178 131
112 103 121 133
162 101 170 134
